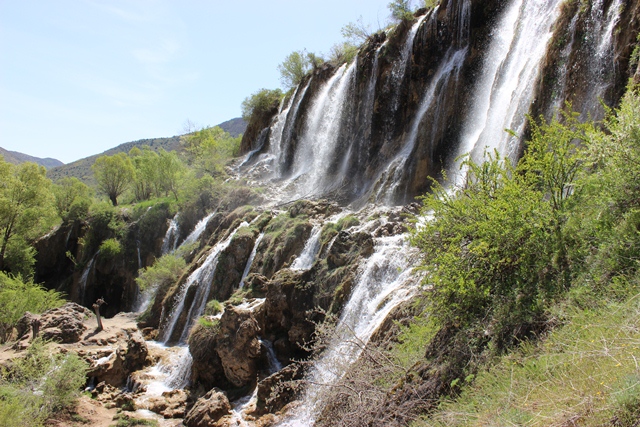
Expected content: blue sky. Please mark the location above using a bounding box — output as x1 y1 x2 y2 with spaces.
0 0 397 164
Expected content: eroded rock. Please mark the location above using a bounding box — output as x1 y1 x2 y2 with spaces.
184 389 231 427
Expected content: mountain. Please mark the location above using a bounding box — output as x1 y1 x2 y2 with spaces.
0 147 64 169
47 117 246 184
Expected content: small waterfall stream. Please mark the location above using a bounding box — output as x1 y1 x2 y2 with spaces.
158 221 249 344
78 252 98 306
179 211 216 249
291 225 322 271
239 232 264 289
279 230 420 426
161 213 180 255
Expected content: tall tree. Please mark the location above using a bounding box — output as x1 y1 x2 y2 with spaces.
0 158 55 274
92 153 134 206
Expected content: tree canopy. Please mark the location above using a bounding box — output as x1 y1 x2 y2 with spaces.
92 152 134 206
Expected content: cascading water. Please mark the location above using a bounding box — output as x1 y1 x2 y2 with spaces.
452 0 564 187
79 252 98 305
287 62 357 198
161 213 180 255
179 211 216 248
290 225 322 270
159 221 250 344
239 232 264 289
279 227 420 426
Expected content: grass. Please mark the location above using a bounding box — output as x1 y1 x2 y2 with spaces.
413 289 640 427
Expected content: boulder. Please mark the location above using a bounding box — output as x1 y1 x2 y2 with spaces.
216 305 262 387
256 363 306 414
40 303 92 343
87 331 149 387
146 389 189 418
184 389 231 427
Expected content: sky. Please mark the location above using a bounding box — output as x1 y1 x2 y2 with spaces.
0 0 396 164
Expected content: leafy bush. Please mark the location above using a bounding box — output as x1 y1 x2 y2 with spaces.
135 253 186 291
0 273 64 343
241 88 284 121
98 238 122 260
0 339 88 427
204 299 222 316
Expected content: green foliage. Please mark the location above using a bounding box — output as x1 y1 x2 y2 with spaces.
52 177 93 221
98 238 122 260
0 273 64 343
135 253 186 291
0 158 57 277
197 316 220 330
204 299 222 316
418 292 640 427
341 17 371 44
388 0 415 22
412 152 559 346
92 153 135 206
277 50 318 90
328 42 359 66
0 339 88 426
241 88 284 122
182 126 241 176
110 413 158 427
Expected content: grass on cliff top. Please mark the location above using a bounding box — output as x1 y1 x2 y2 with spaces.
413 286 640 427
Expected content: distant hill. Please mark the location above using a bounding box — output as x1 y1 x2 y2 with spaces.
47 117 246 185
0 147 64 169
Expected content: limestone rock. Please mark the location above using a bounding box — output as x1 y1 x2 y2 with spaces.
40 303 91 343
87 331 149 387
256 363 305 414
146 389 188 418
216 306 262 387
184 389 231 427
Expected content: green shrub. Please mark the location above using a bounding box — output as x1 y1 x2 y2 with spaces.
241 88 284 121
98 238 122 260
0 339 88 426
0 273 64 343
204 299 222 316
135 254 186 291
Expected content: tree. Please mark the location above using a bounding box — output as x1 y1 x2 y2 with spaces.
388 0 415 22
157 149 184 200
278 50 314 90
0 158 56 275
341 17 371 44
52 177 92 221
129 147 157 202
92 153 134 206
182 126 241 176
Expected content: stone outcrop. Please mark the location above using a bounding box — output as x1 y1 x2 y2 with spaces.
86 330 149 387
37 302 91 343
256 362 306 414
183 389 231 427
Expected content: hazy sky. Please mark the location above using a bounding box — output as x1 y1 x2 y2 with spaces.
0 0 396 164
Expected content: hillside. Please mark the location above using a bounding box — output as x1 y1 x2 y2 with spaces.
47 117 246 184
0 146 63 169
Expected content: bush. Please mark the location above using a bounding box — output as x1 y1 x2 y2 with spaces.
98 238 122 260
241 88 284 122
135 253 186 291
0 339 88 426
0 273 64 343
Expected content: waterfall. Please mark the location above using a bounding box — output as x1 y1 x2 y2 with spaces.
159 221 250 344
452 0 564 187
291 225 322 271
279 231 419 426
287 61 357 198
79 252 98 306
376 46 468 204
239 232 264 289
179 211 216 248
161 213 180 255
261 338 284 374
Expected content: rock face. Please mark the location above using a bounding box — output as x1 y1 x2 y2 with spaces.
184 389 231 427
189 305 263 389
87 330 149 387
38 303 91 343
34 203 175 316
240 0 640 206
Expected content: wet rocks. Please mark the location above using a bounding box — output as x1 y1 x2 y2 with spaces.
183 389 231 427
216 305 262 387
256 362 306 414
146 389 189 418
87 330 149 387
